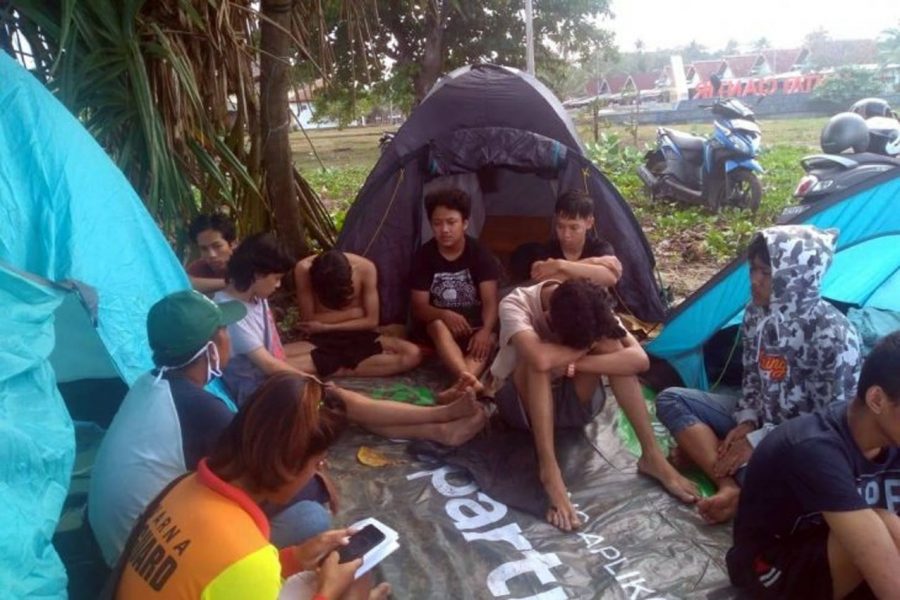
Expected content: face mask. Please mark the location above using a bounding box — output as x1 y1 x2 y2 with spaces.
155 340 221 384
205 341 222 383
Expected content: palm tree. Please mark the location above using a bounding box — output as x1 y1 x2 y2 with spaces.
1 1 372 255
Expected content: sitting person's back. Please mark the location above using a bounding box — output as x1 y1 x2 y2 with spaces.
727 331 900 598
116 460 281 597
114 373 390 600
88 291 244 566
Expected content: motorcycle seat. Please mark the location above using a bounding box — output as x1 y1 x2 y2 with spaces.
662 128 705 152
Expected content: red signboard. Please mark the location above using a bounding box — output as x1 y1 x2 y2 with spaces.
694 73 826 99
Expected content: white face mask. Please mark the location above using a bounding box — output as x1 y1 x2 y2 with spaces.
155 340 221 385
205 341 222 383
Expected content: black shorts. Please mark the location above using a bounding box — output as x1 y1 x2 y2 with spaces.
308 331 383 377
727 529 874 600
494 376 606 430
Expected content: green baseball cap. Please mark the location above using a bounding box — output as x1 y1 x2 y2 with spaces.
147 290 246 367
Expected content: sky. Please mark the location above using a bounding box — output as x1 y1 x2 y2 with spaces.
605 0 900 52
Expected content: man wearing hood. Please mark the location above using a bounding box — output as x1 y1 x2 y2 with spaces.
656 225 861 523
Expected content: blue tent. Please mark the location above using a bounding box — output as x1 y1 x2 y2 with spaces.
0 53 188 597
647 168 900 390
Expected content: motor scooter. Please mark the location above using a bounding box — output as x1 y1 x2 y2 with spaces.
777 107 900 223
638 97 763 211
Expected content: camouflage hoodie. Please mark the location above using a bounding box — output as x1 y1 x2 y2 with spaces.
736 225 861 447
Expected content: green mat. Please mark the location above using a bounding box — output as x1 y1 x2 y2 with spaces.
370 383 436 406
615 387 717 498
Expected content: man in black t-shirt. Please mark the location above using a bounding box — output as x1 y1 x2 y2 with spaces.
411 188 500 385
728 331 900 599
530 190 622 287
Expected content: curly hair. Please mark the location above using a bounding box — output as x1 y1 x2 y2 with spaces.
548 279 626 349
309 250 354 310
207 373 347 493
425 188 471 221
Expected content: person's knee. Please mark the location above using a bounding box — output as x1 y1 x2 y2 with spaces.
426 319 450 337
269 500 332 548
655 387 692 432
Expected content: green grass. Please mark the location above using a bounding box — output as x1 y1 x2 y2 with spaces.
292 117 823 300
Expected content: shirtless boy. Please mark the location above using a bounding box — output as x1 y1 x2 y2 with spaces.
293 250 421 378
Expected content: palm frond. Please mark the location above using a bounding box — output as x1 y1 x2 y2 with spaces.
1 0 379 253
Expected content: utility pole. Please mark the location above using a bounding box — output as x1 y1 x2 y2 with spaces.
525 0 535 75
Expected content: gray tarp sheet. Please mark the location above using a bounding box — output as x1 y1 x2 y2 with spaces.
331 372 737 600
63 368 737 599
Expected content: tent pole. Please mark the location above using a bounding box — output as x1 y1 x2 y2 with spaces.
525 0 535 75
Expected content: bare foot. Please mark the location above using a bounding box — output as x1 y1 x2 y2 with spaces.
540 467 581 532
697 485 740 524
434 406 488 446
369 582 391 599
637 451 700 503
436 372 479 405
442 389 480 421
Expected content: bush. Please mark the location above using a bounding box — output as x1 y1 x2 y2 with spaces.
301 166 368 232
813 68 886 110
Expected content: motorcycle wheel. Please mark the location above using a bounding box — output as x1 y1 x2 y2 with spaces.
721 169 762 212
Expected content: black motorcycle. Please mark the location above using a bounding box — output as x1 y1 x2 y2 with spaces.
777 105 900 223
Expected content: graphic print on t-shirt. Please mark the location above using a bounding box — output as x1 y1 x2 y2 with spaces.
759 349 788 382
431 269 478 310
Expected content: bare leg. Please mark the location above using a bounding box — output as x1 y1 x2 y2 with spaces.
283 340 317 373
364 408 487 446
608 374 699 503
336 336 422 377
675 423 741 523
427 320 470 378
828 509 900 599
463 352 492 381
336 386 477 427
513 362 581 532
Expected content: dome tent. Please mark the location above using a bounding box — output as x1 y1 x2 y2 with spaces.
337 64 667 324
0 53 188 596
647 168 900 390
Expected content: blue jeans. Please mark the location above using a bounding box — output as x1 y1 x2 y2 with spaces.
656 387 748 485
268 500 332 548
656 387 740 438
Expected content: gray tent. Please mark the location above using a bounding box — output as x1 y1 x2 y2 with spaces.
338 64 666 324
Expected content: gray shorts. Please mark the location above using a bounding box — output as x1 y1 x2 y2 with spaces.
495 377 606 430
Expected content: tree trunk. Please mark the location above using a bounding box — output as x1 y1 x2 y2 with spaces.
413 0 446 103
260 0 307 258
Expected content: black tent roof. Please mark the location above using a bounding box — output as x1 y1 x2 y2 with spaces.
337 64 666 325
388 64 584 158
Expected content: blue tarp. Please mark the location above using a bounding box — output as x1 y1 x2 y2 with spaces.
0 53 188 597
648 170 900 390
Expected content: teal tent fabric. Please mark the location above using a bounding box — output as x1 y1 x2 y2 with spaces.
849 306 900 358
648 170 900 390
0 266 72 598
0 53 189 597
0 52 189 384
